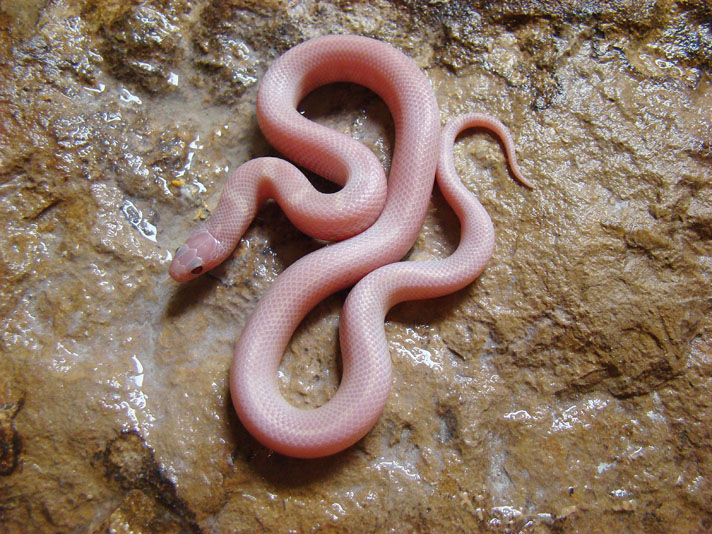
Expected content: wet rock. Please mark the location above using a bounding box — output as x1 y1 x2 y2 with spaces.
92 431 199 533
92 489 185 534
0 361 23 476
89 0 190 93
192 30 258 105
0 0 710 532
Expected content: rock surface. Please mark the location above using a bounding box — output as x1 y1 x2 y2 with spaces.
1 0 710 532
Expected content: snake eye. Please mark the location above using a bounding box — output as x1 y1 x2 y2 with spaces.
191 266 203 275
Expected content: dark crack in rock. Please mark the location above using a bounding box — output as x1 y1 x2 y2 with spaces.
92 431 200 534
0 370 24 477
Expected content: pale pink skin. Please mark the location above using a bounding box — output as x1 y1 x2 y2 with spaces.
169 35 531 458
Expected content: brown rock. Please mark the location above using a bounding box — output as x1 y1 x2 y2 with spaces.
0 0 709 532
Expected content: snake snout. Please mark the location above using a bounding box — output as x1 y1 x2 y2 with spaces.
169 229 221 282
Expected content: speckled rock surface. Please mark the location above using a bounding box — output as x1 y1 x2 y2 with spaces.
1 1 710 533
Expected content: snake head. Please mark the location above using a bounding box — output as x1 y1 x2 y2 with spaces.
169 229 221 282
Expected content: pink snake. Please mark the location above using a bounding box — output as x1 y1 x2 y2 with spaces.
169 35 531 458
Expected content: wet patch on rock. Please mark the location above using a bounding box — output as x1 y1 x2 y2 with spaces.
86 0 191 93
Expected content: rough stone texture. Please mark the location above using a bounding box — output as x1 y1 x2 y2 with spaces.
0 0 710 532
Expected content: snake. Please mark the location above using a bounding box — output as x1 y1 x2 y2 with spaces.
169 35 531 458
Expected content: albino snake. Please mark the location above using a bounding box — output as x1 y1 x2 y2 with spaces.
169 35 531 458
